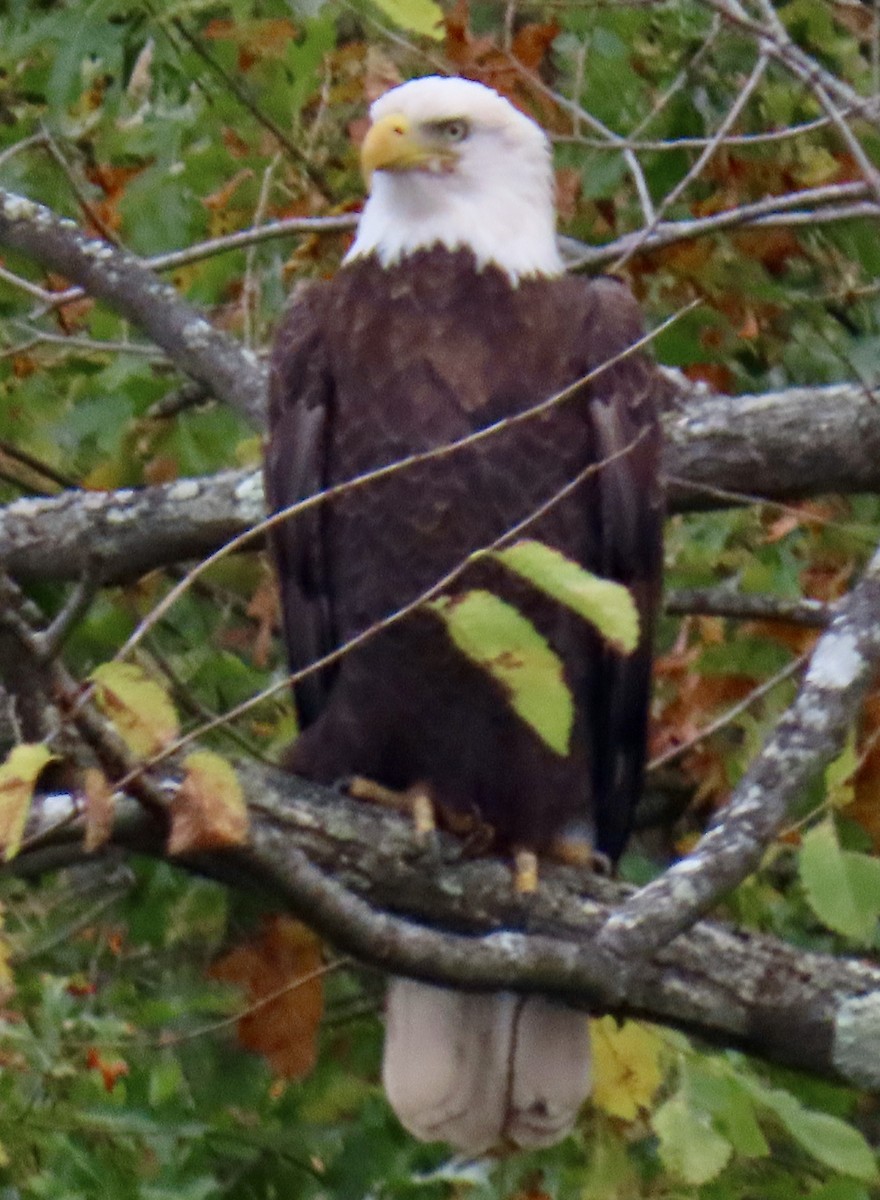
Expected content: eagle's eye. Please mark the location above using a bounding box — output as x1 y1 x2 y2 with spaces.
433 118 470 143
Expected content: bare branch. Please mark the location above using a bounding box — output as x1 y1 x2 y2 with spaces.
613 50 772 271
665 588 832 627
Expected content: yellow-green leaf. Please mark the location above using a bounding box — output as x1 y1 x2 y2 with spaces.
494 540 639 653
591 1017 665 1119
90 662 179 758
369 0 444 39
431 590 573 755
0 743 56 861
652 1092 733 1185
168 751 249 856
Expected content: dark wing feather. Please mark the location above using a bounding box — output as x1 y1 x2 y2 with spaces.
265 282 338 729
583 277 664 861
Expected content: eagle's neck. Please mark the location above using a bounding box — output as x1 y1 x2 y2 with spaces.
344 166 564 284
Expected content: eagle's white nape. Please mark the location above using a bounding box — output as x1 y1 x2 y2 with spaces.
345 76 564 283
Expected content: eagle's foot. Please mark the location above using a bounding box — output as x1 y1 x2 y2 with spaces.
410 788 436 840
441 806 495 856
347 776 436 843
549 823 611 875
513 848 539 894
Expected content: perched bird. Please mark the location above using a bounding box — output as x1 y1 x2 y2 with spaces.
266 75 663 1154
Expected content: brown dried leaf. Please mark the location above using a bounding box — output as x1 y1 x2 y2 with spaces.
168 751 248 855
246 572 281 669
848 692 880 850
202 18 299 69
202 169 254 213
209 916 324 1080
555 167 581 223
83 767 115 853
363 45 403 103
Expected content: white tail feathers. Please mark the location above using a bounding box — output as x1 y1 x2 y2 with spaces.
382 978 591 1154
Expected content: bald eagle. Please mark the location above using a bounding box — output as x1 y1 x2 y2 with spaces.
267 76 663 1154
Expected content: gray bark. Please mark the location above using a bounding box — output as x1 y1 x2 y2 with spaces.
19 772 880 1096
3 381 880 584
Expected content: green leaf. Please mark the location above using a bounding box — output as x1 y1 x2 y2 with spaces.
652 1092 733 1184
430 590 574 755
808 1182 872 1200
825 731 858 808
368 0 444 39
743 1078 877 1181
493 540 639 653
799 818 880 944
681 1061 769 1159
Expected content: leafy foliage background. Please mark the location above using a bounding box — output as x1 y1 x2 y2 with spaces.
4 0 880 1196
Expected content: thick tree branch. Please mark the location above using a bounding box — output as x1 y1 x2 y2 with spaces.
0 469 265 584
0 190 265 427
3 380 880 584
665 381 880 508
17 769 880 1096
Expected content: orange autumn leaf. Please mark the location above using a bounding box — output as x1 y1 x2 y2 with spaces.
142 454 180 487
443 0 562 127
511 19 560 71
86 1047 129 1093
210 916 324 1080
202 18 299 70
202 169 254 213
168 751 248 856
848 690 880 850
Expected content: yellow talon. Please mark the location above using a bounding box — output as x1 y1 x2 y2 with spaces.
411 789 436 840
514 848 539 894
348 776 436 843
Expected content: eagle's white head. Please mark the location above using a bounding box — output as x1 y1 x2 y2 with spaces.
344 76 563 283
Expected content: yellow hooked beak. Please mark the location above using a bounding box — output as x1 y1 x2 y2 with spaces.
360 112 450 186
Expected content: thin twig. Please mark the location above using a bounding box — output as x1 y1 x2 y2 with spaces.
648 651 809 771
613 51 771 271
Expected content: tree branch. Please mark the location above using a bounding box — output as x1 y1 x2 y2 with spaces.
598 542 880 963
0 190 266 427
17 769 880 1095
3 380 880 584
0 469 265 584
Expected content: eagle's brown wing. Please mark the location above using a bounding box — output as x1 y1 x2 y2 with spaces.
265 282 338 729
582 277 664 861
